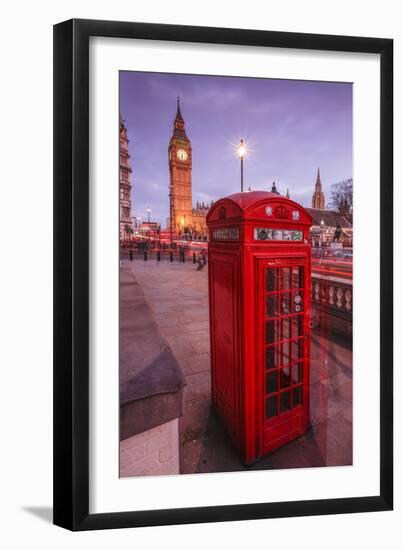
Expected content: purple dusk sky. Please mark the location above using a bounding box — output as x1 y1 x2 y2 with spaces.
120 71 352 226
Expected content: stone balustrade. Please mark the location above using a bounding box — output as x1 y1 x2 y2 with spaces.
310 273 352 341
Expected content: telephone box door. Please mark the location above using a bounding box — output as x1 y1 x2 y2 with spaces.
257 257 310 455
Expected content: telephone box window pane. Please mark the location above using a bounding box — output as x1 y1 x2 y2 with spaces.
292 266 304 288
266 321 278 344
281 293 291 315
292 363 302 384
280 391 291 413
282 267 291 290
281 316 291 340
266 346 277 369
266 370 278 394
266 295 279 317
266 395 278 419
291 339 303 360
292 292 304 313
280 366 291 388
266 268 279 292
293 386 303 406
281 340 291 364
291 316 303 339
299 267 304 288
292 267 298 287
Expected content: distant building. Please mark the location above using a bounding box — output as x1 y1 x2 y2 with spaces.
132 217 141 230
307 169 352 246
140 221 160 236
192 200 213 235
306 208 352 247
120 116 132 240
311 168 325 209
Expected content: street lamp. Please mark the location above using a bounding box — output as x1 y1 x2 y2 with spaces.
146 207 151 223
237 139 247 192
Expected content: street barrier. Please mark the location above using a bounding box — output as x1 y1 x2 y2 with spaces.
120 247 208 265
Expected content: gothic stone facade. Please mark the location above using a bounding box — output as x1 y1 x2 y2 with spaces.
192 202 212 235
312 168 325 209
120 116 132 240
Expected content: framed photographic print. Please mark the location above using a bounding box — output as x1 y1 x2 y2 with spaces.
53 19 393 530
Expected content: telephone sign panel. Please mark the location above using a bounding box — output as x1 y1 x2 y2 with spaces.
207 191 313 464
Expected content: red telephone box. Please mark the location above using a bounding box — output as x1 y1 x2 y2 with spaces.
207 191 313 464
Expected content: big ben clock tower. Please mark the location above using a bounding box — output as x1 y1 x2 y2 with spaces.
169 97 192 233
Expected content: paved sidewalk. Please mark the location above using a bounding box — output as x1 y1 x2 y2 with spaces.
123 258 352 474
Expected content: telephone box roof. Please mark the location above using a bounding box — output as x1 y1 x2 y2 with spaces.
223 191 284 210
207 190 313 224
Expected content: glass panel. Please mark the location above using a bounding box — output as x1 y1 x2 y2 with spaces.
266 295 279 317
280 366 291 388
266 370 278 394
280 293 291 315
281 316 291 340
266 320 278 344
292 292 304 313
299 266 304 288
292 266 304 288
266 346 278 370
266 395 278 419
291 363 302 384
291 315 303 339
266 268 279 292
292 386 303 407
281 340 291 364
282 267 291 290
280 391 291 413
291 338 304 360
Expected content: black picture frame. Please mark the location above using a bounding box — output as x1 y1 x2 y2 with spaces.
53 18 393 531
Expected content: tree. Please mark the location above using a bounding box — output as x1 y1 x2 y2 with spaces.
328 178 353 223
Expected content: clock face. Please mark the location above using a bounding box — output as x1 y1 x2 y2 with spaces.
177 149 188 161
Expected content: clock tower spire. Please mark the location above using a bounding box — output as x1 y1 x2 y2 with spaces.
169 97 192 234
176 95 184 122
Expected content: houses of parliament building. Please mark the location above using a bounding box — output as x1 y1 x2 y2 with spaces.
119 115 133 241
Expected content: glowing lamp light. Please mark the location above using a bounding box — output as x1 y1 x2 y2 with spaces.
237 139 247 158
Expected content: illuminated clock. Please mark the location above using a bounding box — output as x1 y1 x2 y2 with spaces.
177 149 188 161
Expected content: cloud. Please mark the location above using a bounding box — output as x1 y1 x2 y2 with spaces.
148 76 246 110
